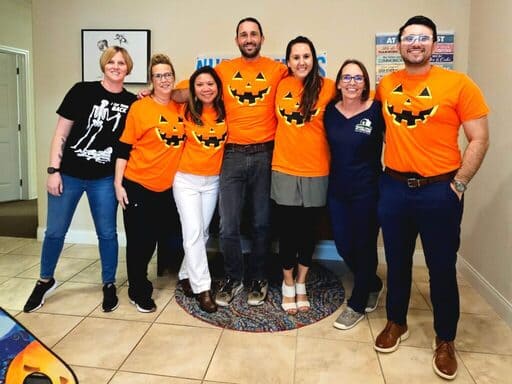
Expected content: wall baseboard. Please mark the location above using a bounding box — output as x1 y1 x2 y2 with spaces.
37 229 426 266
458 257 512 327
313 240 426 265
39 227 510 327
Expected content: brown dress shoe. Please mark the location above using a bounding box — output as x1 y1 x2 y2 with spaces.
374 320 409 353
179 279 194 298
198 290 218 313
433 337 457 380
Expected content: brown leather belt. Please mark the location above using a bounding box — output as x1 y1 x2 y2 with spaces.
225 141 274 154
384 167 457 188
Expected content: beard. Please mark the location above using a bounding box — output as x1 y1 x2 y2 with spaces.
400 46 432 67
238 42 261 59
401 55 431 67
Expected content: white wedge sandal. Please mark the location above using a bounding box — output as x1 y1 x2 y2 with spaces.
281 282 298 315
295 282 311 312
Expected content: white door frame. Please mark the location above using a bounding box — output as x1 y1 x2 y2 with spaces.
0 45 34 200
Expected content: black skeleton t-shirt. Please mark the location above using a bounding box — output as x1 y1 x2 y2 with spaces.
57 81 136 179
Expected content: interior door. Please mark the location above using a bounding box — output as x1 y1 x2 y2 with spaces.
0 51 21 202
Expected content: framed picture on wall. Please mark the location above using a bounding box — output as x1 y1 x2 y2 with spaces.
81 29 151 84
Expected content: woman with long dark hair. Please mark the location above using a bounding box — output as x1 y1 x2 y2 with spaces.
173 66 227 313
271 36 335 314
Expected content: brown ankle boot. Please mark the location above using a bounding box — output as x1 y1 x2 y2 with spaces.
198 290 217 313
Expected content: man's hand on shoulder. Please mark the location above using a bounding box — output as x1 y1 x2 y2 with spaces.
137 88 151 99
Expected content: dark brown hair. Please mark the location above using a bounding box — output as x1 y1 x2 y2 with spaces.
236 17 263 36
185 66 225 125
286 36 323 122
333 59 370 102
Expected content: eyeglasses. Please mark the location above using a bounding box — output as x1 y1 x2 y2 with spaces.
400 34 433 44
341 74 364 84
152 72 174 81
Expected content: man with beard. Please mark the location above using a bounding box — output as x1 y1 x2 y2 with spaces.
212 17 287 307
374 16 490 380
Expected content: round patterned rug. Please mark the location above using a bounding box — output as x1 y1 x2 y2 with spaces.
174 263 344 332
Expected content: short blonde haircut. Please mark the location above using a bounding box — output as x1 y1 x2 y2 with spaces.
148 53 176 79
99 46 133 75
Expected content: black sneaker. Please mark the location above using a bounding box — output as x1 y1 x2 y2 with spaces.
23 278 58 313
247 279 268 306
129 296 156 313
214 278 243 307
102 283 119 312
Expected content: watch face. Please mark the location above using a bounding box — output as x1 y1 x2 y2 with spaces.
454 181 466 192
47 167 58 174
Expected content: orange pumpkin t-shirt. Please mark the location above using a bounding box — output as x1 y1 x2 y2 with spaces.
376 66 489 176
272 76 336 177
215 56 287 144
120 97 185 191
177 106 228 176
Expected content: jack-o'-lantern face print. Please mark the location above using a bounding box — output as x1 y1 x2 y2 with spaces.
6 341 78 384
156 115 185 147
192 122 227 150
277 91 318 127
228 70 270 105
384 83 438 129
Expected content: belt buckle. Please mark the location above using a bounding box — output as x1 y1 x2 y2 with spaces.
407 178 421 188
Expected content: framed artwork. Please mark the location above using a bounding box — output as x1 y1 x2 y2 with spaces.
81 29 151 84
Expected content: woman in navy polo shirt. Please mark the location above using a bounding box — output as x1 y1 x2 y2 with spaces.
324 59 384 330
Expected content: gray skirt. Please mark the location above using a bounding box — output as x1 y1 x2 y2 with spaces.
271 170 328 207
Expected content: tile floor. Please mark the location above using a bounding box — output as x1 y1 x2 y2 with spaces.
1 236 511 384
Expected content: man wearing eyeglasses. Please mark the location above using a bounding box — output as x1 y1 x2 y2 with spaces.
374 15 490 380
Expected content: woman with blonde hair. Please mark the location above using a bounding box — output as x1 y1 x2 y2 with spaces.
24 46 136 314
115 53 185 313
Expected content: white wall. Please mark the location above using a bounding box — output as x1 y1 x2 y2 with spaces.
459 0 512 324
0 0 37 198
31 0 471 238
30 0 511 324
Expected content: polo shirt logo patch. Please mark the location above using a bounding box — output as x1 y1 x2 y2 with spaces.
354 118 373 134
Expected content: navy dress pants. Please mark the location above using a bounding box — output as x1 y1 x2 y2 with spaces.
378 173 463 341
328 192 382 313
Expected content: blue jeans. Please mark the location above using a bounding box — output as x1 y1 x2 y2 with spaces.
40 174 118 284
219 146 272 281
378 173 463 341
328 192 382 313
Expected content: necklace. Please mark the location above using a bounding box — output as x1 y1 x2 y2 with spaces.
151 93 170 105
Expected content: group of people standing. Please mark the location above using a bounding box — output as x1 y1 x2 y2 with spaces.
23 14 489 381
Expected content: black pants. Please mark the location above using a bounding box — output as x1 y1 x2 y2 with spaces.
122 178 179 302
276 204 321 270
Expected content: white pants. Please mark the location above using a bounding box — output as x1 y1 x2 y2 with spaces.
173 171 219 293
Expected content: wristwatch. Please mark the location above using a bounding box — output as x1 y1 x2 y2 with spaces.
47 166 60 174
452 179 467 193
